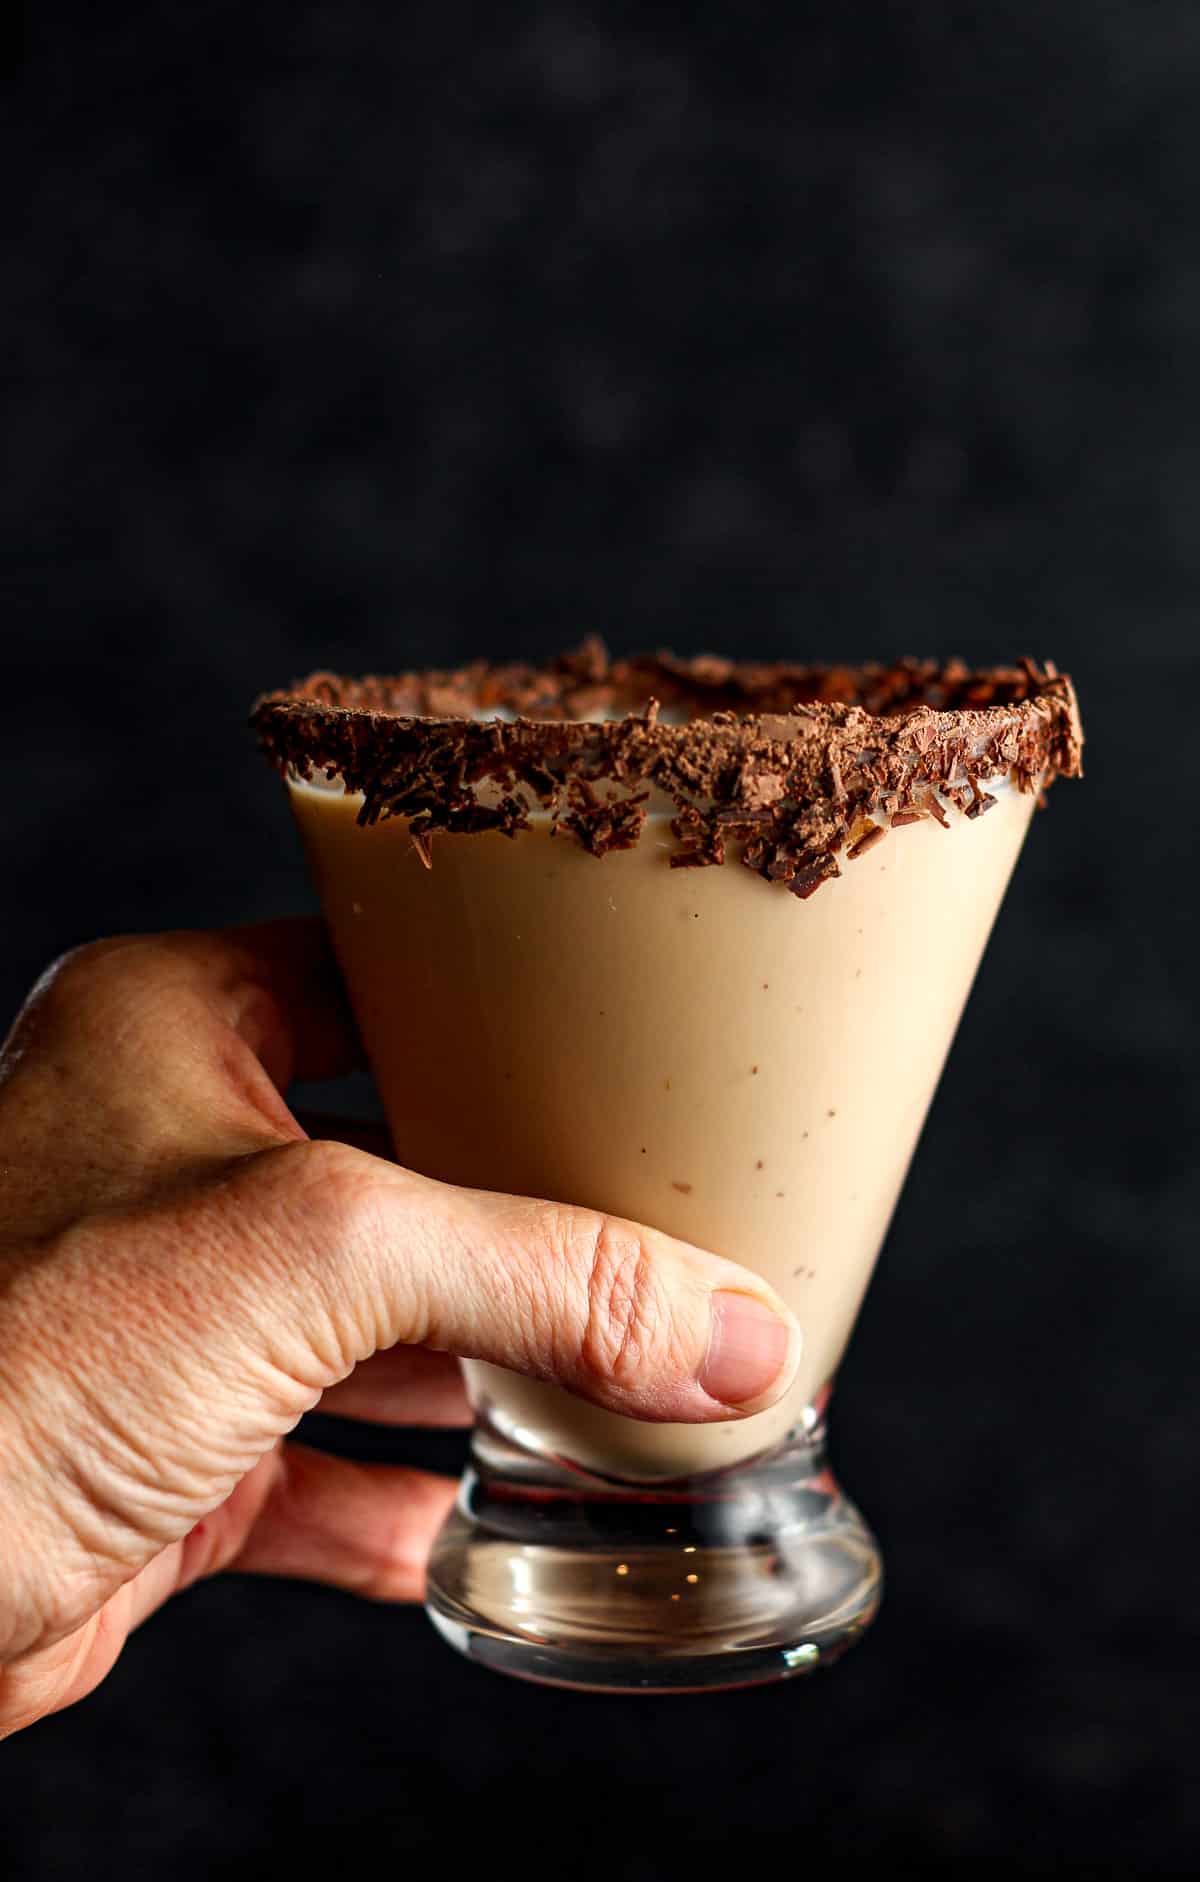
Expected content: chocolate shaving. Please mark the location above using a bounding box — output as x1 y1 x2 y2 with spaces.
846 821 887 860
925 794 951 830
252 645 1083 899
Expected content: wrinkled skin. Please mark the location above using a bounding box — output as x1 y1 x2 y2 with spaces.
0 920 798 1737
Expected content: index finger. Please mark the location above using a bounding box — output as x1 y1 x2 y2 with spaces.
2 917 365 1150
0 917 366 1235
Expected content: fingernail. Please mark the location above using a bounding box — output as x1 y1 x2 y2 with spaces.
699 1291 799 1410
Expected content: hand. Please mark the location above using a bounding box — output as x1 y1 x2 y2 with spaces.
0 919 800 1737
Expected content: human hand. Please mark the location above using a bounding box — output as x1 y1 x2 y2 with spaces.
0 919 800 1737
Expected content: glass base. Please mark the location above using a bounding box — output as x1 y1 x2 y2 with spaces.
424 1398 881 1693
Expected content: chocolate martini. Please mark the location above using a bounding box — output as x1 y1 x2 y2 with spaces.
254 646 1082 1690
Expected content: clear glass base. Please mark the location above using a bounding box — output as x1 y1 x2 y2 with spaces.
424 1396 882 1693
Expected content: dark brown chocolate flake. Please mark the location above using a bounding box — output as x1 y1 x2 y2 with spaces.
251 644 1083 899
926 794 951 830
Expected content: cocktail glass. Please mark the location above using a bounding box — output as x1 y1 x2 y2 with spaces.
255 652 1081 1692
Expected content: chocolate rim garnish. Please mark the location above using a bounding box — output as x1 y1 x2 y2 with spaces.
252 639 1083 899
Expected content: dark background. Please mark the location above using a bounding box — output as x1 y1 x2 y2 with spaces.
3 3 1197 1876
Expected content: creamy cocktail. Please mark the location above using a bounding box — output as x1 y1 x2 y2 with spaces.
289 777 1033 1480
254 648 1082 1689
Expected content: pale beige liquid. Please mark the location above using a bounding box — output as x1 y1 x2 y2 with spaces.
290 774 1035 1480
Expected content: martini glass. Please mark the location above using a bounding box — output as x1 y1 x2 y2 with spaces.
255 652 1081 1692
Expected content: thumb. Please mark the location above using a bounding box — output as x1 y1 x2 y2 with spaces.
222 1139 802 1424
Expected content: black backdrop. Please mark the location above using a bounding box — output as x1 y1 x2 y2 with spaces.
4 4 1198 1877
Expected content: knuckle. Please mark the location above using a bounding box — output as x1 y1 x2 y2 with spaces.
18 931 229 1039
230 1137 391 1379
575 1214 667 1388
25 937 137 1020
11 936 184 1068
259 1136 381 1234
